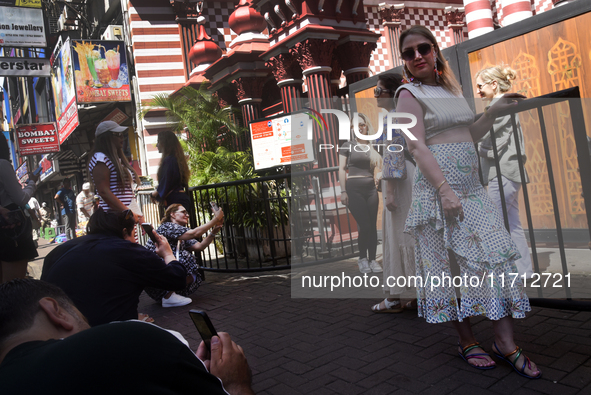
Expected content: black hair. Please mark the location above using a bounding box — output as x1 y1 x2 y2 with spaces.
86 207 135 239
377 73 404 96
0 279 75 353
0 134 10 161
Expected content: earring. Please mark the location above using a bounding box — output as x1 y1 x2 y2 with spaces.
433 51 442 83
402 67 414 84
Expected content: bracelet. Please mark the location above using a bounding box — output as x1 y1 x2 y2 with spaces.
341 190 347 193
436 179 447 192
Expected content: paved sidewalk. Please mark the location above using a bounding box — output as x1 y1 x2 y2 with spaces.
30 239 591 394
138 269 591 395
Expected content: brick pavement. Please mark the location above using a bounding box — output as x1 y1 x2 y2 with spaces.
135 266 591 395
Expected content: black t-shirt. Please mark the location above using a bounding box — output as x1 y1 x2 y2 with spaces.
0 321 229 395
339 140 374 178
41 233 187 326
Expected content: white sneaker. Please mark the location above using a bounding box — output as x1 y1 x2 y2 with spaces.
369 260 383 273
162 292 192 308
358 258 371 274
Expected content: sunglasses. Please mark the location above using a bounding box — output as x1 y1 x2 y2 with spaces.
400 43 434 62
122 209 133 221
373 87 392 97
476 81 491 90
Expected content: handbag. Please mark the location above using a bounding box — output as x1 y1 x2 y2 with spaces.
0 209 30 247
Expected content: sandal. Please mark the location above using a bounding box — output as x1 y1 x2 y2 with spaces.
371 298 403 313
403 300 417 310
138 313 155 323
493 342 541 379
458 342 496 370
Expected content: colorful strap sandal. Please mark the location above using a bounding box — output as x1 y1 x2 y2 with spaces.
458 342 496 370
493 342 541 379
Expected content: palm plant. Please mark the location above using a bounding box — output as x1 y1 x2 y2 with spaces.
140 84 243 151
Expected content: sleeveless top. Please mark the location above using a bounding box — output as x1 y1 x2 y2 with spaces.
88 152 134 212
395 83 474 141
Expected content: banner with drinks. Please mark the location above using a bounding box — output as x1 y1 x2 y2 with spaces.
71 40 131 103
50 36 79 145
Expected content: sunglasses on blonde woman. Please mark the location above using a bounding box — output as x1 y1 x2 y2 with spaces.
400 43 433 62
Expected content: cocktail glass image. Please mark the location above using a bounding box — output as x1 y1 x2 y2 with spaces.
85 50 102 87
106 49 121 88
95 58 110 86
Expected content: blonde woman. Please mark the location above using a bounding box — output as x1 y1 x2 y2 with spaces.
339 113 383 274
475 65 532 279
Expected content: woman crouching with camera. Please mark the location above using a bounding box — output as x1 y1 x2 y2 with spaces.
145 203 223 307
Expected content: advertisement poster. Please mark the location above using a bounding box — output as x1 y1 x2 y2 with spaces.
38 153 59 182
71 40 131 103
249 113 314 170
16 123 59 155
15 160 27 187
50 37 79 144
0 6 46 47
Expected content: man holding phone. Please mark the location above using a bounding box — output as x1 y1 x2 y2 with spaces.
0 279 255 395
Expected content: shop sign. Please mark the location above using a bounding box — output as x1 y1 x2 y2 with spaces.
16 122 59 155
0 1 42 8
50 37 79 144
0 6 46 47
0 57 50 76
71 40 131 104
38 153 58 182
101 108 129 124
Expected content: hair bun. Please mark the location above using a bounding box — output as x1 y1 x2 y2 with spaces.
501 66 517 82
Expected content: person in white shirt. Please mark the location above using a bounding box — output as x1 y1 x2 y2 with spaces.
76 182 94 224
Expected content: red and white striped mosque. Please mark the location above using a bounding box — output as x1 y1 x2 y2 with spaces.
123 0 567 178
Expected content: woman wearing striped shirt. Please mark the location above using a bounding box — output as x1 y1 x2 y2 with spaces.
88 121 143 224
395 26 540 378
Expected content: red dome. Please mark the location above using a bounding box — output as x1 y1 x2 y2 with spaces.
228 1 266 35
188 26 222 66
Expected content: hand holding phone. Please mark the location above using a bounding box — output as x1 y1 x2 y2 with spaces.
190 310 218 351
141 223 158 243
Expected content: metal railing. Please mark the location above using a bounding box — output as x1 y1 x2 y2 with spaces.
482 88 591 304
182 167 358 272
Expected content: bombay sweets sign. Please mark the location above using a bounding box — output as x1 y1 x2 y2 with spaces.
16 123 59 155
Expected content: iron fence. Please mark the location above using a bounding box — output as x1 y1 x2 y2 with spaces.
135 88 591 307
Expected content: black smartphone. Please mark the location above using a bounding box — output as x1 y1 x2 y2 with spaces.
141 223 158 243
32 165 43 176
210 201 219 211
189 310 218 351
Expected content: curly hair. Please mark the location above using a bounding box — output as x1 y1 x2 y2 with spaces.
157 131 190 186
475 64 517 95
399 25 461 94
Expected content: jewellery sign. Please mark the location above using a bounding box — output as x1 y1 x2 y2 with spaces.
50 37 79 144
71 40 131 103
0 6 46 47
16 123 59 155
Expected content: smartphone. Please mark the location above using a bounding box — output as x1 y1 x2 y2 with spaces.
210 201 219 211
141 223 158 243
189 310 218 351
32 165 43 176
